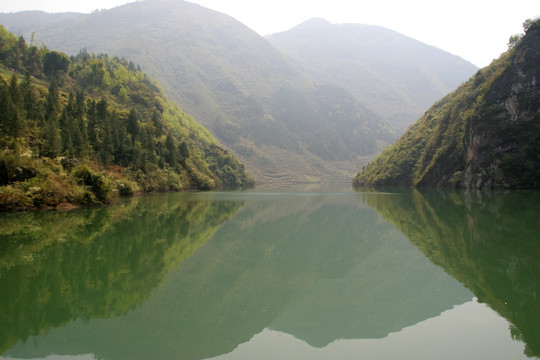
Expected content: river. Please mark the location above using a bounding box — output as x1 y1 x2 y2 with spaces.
1 186 539 359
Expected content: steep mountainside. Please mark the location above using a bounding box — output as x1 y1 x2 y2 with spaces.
268 18 478 131
354 19 540 189
8 0 394 183
0 25 252 210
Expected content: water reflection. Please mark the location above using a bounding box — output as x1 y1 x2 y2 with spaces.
362 188 540 357
2 191 474 360
0 194 243 355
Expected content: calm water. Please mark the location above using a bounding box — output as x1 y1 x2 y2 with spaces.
0 186 539 359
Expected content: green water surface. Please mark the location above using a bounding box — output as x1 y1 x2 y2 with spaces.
0 187 539 359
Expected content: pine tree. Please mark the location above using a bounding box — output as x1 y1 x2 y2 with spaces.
39 80 61 157
0 80 17 139
126 108 139 140
7 74 24 138
87 99 98 151
99 115 114 165
41 112 61 157
59 93 76 156
74 90 88 156
165 132 179 166
151 111 163 134
178 141 189 165
21 71 40 122
45 80 60 124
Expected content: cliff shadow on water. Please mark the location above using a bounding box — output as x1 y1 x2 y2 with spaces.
362 188 540 357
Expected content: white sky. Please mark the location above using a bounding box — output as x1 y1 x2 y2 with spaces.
0 0 538 67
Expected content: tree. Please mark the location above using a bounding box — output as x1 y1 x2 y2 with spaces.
8 74 24 138
41 112 61 157
24 45 43 76
86 99 98 150
178 141 189 165
40 80 61 157
21 71 40 122
126 109 139 139
59 106 75 155
74 90 88 156
99 115 114 165
59 92 85 156
45 80 60 122
508 18 539 49
165 132 178 166
43 51 70 78
523 18 537 33
0 79 17 138
508 34 522 49
151 111 163 134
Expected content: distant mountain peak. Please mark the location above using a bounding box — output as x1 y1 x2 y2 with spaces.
268 19 478 131
281 18 332 34
298 17 332 27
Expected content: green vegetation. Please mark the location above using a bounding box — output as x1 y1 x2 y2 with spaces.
0 26 253 210
354 18 540 189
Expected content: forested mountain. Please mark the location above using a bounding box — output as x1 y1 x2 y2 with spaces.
0 25 253 210
267 18 478 131
0 0 472 182
354 19 540 189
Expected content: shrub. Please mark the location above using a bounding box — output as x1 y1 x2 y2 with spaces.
0 185 33 210
0 149 36 185
71 165 111 203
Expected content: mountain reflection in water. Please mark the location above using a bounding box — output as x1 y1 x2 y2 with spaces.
1 188 538 359
362 188 540 358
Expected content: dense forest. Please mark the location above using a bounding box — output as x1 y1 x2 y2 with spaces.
353 18 540 189
0 25 253 210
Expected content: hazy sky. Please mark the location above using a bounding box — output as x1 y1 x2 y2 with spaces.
0 0 538 67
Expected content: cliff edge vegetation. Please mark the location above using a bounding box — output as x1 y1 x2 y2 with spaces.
354 18 540 189
0 25 253 210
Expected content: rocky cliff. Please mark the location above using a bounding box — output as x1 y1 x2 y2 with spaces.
459 20 540 188
354 18 540 189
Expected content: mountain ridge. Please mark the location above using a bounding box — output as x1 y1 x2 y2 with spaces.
267 18 478 131
2 1 477 183
0 10 84 35
5 1 396 182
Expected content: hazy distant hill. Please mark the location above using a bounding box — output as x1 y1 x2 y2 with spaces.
0 11 83 34
268 18 478 131
354 19 540 189
6 0 397 183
